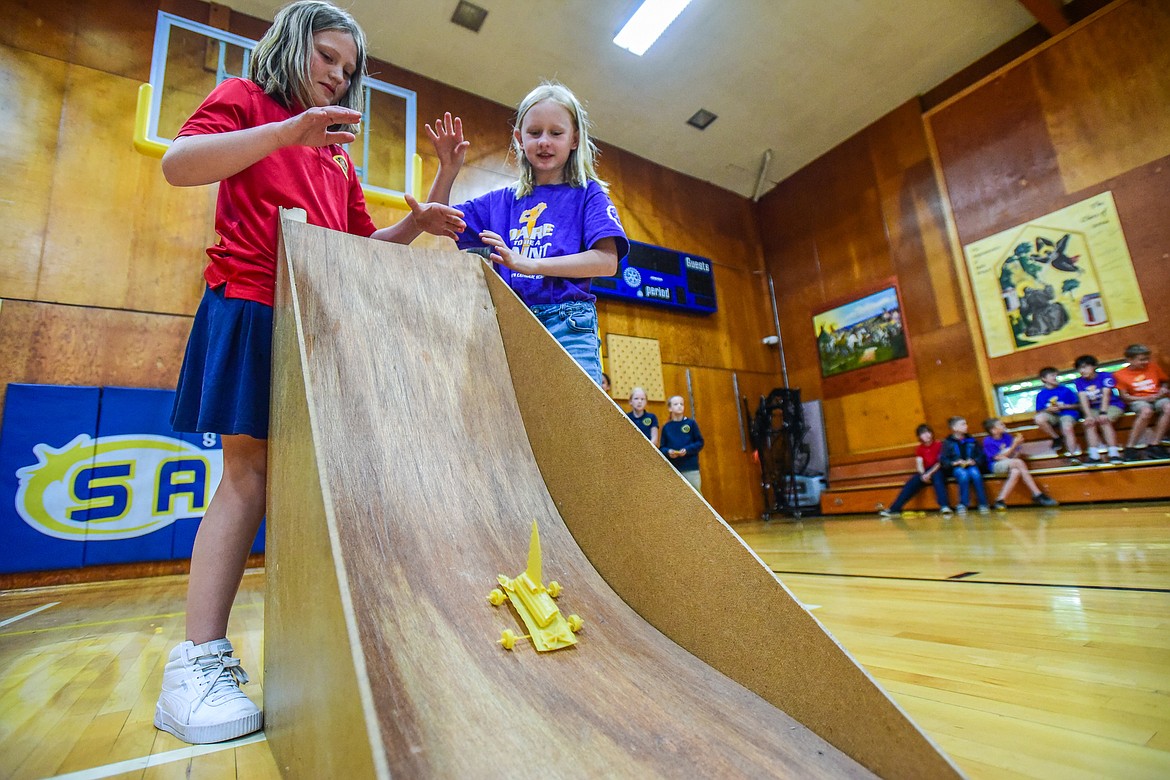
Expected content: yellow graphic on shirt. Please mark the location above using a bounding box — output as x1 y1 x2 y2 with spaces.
332 154 349 176
510 203 552 259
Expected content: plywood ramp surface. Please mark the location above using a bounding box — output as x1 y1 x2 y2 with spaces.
267 219 959 778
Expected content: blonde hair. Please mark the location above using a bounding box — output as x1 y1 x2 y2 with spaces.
249 0 367 134
512 81 607 198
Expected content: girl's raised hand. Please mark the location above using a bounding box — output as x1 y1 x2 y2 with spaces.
281 106 362 148
405 193 465 240
425 112 469 170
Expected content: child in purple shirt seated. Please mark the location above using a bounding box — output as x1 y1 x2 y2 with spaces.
441 81 629 385
982 418 1058 510
1072 354 1125 464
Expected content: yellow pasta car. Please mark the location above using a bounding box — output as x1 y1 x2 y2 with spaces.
488 521 583 652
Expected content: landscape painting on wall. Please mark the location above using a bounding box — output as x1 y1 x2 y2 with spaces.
813 285 909 378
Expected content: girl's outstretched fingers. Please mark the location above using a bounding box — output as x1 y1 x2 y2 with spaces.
405 193 465 240
283 105 361 147
425 112 470 169
479 230 520 270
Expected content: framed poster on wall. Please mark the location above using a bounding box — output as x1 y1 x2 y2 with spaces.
812 284 909 378
961 191 1148 357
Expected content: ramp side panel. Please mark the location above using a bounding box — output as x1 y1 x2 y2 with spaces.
484 266 963 780
265 229 386 779
274 220 875 778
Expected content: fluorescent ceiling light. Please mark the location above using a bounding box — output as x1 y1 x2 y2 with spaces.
613 0 693 56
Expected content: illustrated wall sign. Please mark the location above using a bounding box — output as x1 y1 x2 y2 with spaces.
962 191 1147 357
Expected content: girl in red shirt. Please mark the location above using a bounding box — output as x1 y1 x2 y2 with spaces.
157 0 468 745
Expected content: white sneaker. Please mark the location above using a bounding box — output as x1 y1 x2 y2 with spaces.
155 639 263 744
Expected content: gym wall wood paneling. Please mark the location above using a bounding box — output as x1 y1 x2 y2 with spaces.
0 45 64 301
38 62 216 313
0 299 191 412
926 0 1170 384
757 0 1170 460
757 99 982 458
0 0 780 523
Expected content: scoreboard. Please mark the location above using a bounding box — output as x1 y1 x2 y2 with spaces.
591 240 717 315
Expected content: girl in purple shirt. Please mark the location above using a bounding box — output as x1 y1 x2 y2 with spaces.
437 81 629 383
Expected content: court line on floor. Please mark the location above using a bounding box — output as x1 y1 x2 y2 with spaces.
0 601 60 627
0 610 186 638
770 570 1170 593
0 600 262 638
47 732 267 780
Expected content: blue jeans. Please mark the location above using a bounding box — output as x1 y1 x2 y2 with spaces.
951 466 988 507
530 301 602 384
889 471 950 512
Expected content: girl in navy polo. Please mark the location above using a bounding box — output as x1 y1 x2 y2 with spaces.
626 387 660 447
661 395 705 493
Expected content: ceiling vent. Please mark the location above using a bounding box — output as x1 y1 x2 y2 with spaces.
686 109 717 130
451 1 488 33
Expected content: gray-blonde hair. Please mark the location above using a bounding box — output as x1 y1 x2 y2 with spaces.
250 0 367 134
512 81 607 198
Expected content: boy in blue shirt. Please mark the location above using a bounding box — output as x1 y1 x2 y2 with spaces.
1034 366 1082 460
1072 354 1125 464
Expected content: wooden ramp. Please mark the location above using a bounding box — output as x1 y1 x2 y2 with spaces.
265 218 962 779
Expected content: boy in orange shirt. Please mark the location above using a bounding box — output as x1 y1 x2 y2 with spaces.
1113 344 1170 460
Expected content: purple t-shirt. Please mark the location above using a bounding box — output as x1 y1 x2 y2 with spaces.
455 181 629 306
1073 372 1124 410
983 433 1013 464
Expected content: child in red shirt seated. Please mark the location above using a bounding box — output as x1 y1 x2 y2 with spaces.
878 424 953 517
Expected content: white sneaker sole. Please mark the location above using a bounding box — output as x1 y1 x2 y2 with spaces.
154 705 263 744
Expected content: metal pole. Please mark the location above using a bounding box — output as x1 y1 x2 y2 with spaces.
685 368 695 419
767 274 790 388
733 372 746 451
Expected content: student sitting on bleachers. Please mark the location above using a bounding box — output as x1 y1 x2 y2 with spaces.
878 424 953 518
982 418 1058 510
1072 354 1125 464
1034 366 1082 461
1113 344 1170 460
940 417 989 514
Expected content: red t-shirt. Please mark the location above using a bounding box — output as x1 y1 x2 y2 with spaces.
915 439 943 469
177 78 377 305
1114 362 1170 399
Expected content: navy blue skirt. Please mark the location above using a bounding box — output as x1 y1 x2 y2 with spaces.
171 285 273 439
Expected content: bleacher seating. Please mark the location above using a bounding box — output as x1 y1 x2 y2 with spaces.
820 413 1170 515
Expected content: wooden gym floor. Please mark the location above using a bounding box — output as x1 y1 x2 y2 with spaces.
1 501 1167 779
